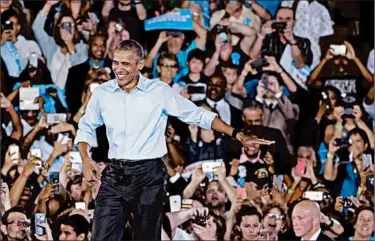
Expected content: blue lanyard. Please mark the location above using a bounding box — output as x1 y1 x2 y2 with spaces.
4 41 22 72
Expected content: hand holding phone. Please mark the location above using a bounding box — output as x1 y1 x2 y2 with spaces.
303 191 323 201
202 162 224 173
69 152 83 172
330 44 347 56
8 144 20 164
35 213 46 236
75 202 86 210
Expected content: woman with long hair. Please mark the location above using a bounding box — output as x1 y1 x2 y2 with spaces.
32 0 88 90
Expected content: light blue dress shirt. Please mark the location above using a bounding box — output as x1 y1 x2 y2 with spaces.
74 74 217 160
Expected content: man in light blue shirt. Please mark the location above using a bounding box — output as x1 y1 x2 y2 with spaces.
74 40 261 241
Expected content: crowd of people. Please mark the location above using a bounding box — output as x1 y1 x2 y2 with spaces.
0 0 374 240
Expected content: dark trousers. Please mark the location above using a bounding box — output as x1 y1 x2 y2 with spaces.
91 158 167 240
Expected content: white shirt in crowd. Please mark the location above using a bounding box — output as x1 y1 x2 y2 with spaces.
206 98 231 125
282 0 334 69
301 228 321 241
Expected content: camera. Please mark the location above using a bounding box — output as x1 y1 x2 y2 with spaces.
193 213 208 227
342 198 352 208
61 22 74 33
216 25 229 34
271 22 287 31
4 20 13 31
251 58 268 70
334 138 352 148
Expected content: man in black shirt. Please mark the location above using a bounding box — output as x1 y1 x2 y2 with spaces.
249 7 313 68
107 0 146 43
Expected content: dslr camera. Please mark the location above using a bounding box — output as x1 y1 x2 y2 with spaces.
342 198 352 208
193 213 208 227
334 138 352 149
3 20 13 31
271 22 287 31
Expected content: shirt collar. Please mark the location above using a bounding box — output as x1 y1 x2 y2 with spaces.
206 98 225 108
107 73 147 93
302 228 321 241
89 59 105 68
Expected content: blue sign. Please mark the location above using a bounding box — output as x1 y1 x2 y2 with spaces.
145 9 194 31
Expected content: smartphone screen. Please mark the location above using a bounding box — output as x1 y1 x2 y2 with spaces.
69 152 83 172
75 202 86 210
8 145 19 163
303 191 323 201
35 213 46 236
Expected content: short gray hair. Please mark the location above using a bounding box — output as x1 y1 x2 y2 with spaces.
114 39 145 60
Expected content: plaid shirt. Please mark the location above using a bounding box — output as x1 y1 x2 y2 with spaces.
261 33 313 66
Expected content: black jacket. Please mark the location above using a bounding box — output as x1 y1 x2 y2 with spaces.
65 58 112 115
316 231 335 241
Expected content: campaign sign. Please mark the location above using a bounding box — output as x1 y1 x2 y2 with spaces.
145 9 193 31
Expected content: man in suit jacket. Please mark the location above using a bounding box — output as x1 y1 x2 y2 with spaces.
292 200 333 241
65 34 113 116
197 75 243 129
242 100 292 174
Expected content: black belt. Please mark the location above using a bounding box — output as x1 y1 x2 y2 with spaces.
110 158 160 167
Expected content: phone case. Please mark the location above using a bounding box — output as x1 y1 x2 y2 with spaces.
295 159 306 176
169 195 181 212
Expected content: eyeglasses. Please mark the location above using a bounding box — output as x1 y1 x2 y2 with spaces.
7 220 31 228
267 213 284 220
159 63 178 69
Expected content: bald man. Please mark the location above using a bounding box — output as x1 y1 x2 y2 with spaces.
292 200 333 241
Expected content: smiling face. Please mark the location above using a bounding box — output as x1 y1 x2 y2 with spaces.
239 215 261 240
90 36 105 61
207 76 226 101
112 49 144 89
349 133 368 158
244 139 260 158
354 210 374 238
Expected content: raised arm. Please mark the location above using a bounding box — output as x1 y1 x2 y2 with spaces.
307 49 333 87
134 0 147 20
32 1 60 64
192 18 207 50
247 0 271 21
345 41 374 84
144 32 170 68
249 21 274 59
101 0 115 22
203 35 221 77
223 19 256 55
323 139 340 181
182 166 206 199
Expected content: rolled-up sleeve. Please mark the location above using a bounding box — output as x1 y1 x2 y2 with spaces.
74 89 104 147
162 86 217 130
